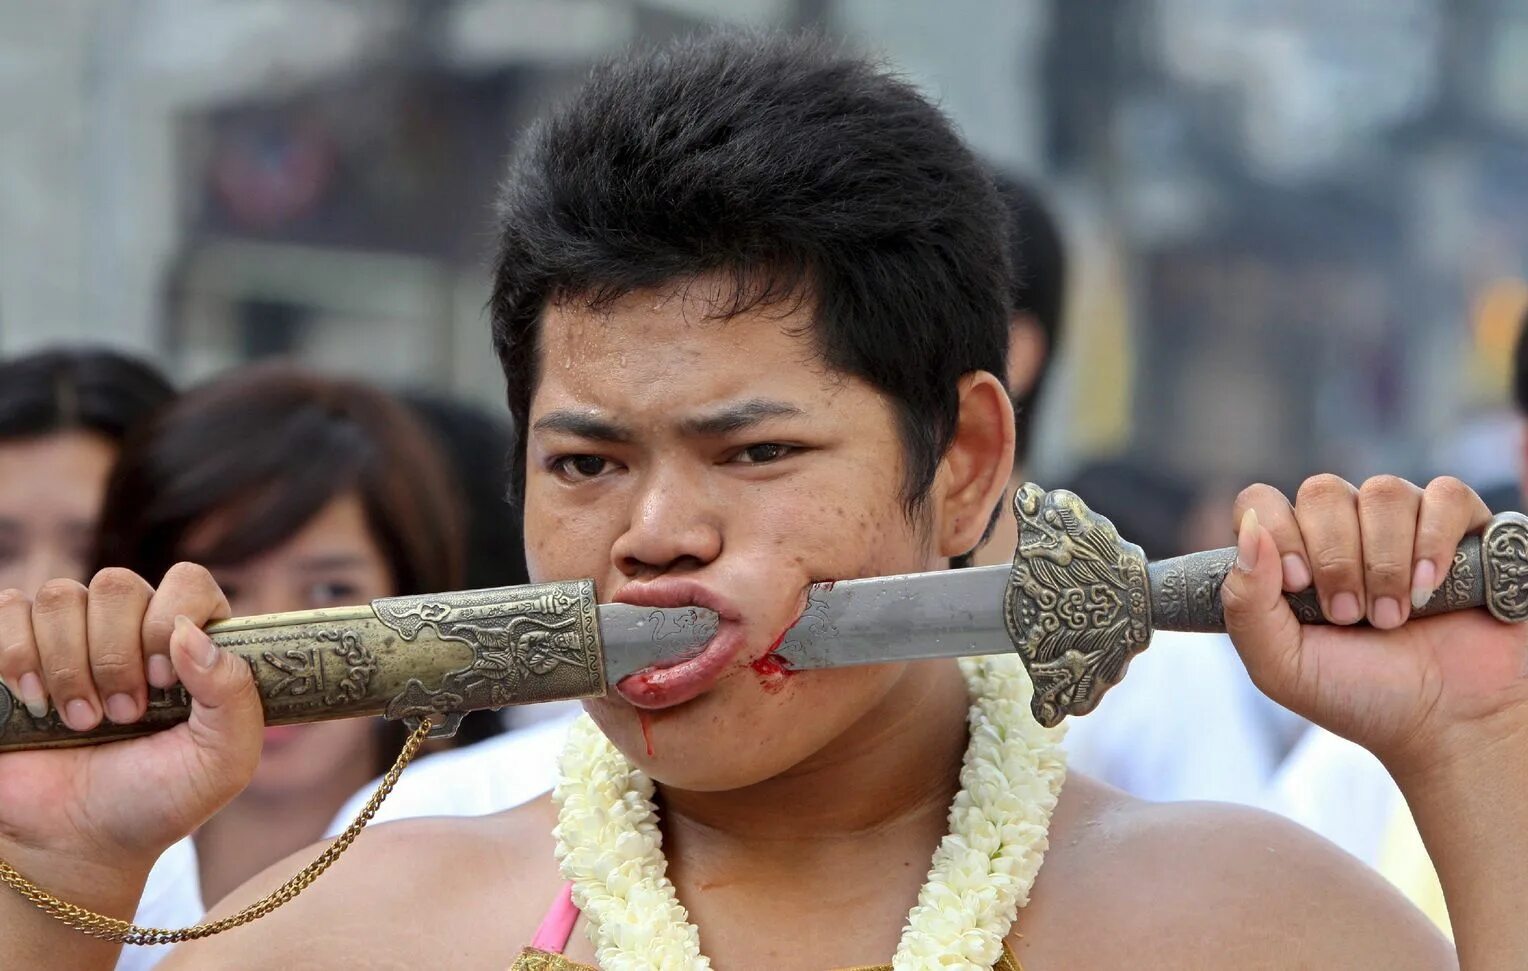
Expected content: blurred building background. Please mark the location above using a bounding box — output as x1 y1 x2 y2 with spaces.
2 0 1525 517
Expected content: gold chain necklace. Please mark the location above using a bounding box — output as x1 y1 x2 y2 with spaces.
0 716 435 945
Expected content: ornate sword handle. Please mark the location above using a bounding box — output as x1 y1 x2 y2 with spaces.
1004 483 1528 728
1147 518 1528 632
0 581 605 752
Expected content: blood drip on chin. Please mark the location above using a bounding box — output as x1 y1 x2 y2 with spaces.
750 627 796 694
637 710 656 757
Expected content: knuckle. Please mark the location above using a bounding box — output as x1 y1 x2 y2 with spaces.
1310 548 1361 579
0 588 31 615
1235 483 1283 512
1425 475 1474 504
162 561 215 591
42 660 87 690
89 649 139 681
141 615 174 643
1358 474 1417 504
88 567 148 601
0 638 33 674
32 579 88 615
1363 557 1409 585
1296 474 1355 506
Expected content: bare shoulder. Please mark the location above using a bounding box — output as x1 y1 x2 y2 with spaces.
1012 774 1455 969
159 795 563 970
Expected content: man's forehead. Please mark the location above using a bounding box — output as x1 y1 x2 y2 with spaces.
535 292 833 399
540 275 818 351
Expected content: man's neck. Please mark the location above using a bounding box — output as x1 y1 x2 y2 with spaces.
659 658 972 854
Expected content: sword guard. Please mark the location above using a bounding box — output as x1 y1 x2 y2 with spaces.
1005 483 1528 728
1004 483 1152 728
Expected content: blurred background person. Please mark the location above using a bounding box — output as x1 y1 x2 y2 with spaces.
0 347 190 971
91 363 491 909
315 393 578 835
0 348 173 597
973 174 1277 803
972 172 1067 570
400 391 530 590
1519 307 1528 501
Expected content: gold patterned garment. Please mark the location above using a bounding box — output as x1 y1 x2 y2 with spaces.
509 943 1024 970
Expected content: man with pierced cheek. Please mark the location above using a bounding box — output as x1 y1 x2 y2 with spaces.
0 33 1525 970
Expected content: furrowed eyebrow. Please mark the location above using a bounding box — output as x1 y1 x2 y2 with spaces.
531 411 633 443
679 399 804 437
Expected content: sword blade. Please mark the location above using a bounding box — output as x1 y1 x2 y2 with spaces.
772 565 1013 671
600 603 722 681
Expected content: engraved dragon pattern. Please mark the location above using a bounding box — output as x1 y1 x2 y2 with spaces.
1004 483 1151 727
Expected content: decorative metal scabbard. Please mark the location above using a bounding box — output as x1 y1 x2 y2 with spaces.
0 581 606 752
1006 482 1528 728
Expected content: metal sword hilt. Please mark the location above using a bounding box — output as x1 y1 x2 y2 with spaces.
0 581 606 752
1005 482 1528 728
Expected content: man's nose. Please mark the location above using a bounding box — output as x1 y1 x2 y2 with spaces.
610 466 723 577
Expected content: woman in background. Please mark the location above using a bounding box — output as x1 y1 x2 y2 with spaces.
0 348 172 598
0 348 188 971
92 362 486 906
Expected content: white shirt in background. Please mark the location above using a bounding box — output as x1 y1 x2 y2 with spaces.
1063 631 1289 804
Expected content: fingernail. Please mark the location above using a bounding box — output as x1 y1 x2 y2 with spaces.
1373 596 1403 630
147 654 176 689
105 693 138 725
63 698 97 731
176 615 218 670
18 672 47 719
1330 592 1363 625
1410 560 1437 612
1281 554 1312 591
1235 508 1261 573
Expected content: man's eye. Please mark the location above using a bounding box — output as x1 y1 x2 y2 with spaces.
735 443 793 465
552 455 611 480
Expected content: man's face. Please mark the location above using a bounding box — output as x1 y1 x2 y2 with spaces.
523 278 947 789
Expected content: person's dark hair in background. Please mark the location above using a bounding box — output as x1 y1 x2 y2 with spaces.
0 348 173 443
91 362 486 906
491 32 1011 537
1506 305 1528 513
969 175 1069 568
1515 306 1528 417
95 364 462 600
0 348 174 595
1468 306 1528 514
992 172 1067 465
400 392 529 590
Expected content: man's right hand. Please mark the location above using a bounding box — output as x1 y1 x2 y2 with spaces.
0 563 263 879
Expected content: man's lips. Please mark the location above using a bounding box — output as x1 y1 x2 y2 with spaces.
610 579 748 709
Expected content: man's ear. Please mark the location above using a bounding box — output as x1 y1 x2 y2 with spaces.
934 371 1015 559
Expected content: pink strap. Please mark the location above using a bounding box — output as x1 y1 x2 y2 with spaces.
530 882 580 953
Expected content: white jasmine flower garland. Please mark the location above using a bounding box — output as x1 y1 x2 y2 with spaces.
552 653 1067 971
